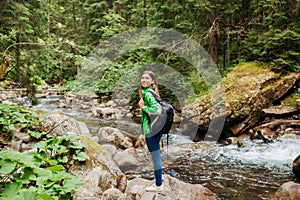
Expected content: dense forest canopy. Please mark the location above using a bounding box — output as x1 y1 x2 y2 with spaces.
0 0 299 96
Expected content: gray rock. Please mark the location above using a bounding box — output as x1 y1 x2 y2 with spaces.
272 181 300 200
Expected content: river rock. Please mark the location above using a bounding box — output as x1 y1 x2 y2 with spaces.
95 107 116 118
98 127 133 149
125 175 216 200
262 105 298 116
75 90 98 102
272 181 300 200
71 136 127 199
102 144 117 156
40 112 91 137
113 148 139 171
101 188 127 200
293 154 300 178
255 127 277 143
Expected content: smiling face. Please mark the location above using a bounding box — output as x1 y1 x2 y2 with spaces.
141 73 154 88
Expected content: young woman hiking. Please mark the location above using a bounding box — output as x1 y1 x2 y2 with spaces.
138 70 163 192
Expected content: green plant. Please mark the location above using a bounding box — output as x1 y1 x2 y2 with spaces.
34 134 89 167
0 104 40 137
0 134 88 200
0 150 82 200
0 104 88 200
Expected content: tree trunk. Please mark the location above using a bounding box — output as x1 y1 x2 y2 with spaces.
15 31 21 82
209 0 218 65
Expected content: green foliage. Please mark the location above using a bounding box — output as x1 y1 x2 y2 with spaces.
0 103 39 137
0 150 83 200
0 0 299 98
94 62 133 94
0 104 88 199
34 134 88 165
245 29 300 72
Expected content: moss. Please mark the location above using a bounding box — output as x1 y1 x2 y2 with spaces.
281 93 300 106
79 135 106 154
228 62 270 77
79 135 109 169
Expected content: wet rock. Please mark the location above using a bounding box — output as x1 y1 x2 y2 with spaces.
272 181 300 200
11 139 21 151
21 143 32 151
98 127 133 149
95 107 117 119
125 175 216 200
17 132 32 143
75 90 98 102
256 127 277 143
225 136 247 147
114 148 139 171
101 188 126 200
293 154 300 178
73 187 100 200
35 93 48 98
225 137 239 145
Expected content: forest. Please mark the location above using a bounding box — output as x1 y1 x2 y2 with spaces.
0 0 299 98
0 1 300 199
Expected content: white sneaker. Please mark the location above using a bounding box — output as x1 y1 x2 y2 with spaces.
146 184 163 192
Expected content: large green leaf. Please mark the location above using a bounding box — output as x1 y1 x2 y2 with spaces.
68 142 85 149
73 151 88 161
0 150 23 161
39 194 55 200
62 177 82 193
0 160 16 174
46 165 65 173
56 146 68 154
13 189 41 200
57 156 68 163
1 182 22 200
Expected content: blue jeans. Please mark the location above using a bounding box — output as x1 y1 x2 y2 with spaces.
145 133 163 186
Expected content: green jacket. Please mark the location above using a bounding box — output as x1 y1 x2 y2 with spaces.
141 86 160 135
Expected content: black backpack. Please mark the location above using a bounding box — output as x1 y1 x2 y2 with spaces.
146 91 174 137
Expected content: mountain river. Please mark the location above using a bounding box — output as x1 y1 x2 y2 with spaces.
33 94 300 200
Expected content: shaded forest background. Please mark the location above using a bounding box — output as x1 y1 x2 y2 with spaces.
0 0 299 98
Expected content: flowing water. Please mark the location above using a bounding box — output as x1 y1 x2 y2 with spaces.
33 94 300 200
164 134 299 200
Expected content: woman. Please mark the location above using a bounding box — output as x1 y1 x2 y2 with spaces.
138 70 163 192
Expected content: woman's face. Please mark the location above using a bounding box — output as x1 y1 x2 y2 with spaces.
141 73 154 88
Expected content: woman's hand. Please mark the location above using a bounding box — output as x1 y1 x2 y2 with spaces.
138 98 145 109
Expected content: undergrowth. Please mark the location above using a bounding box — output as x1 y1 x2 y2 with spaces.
0 103 88 200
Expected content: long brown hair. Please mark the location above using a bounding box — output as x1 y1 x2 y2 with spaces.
139 70 160 98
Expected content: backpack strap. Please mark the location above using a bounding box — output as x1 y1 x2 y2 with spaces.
148 90 169 154
148 90 162 103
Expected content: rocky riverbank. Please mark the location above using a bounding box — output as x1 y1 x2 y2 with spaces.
1 62 300 199
1 110 216 199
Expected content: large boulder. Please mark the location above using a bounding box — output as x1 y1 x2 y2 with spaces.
183 63 300 140
125 175 216 200
40 112 90 137
293 154 300 178
98 127 134 149
71 136 127 199
272 182 300 200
